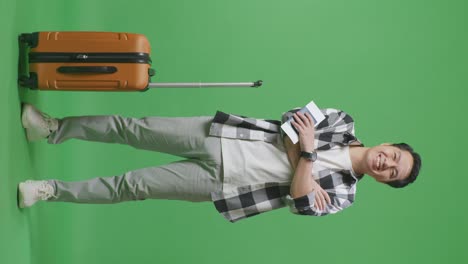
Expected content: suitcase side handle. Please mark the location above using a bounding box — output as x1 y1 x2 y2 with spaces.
57 66 117 74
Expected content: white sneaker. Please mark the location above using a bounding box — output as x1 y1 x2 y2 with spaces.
21 104 59 142
18 180 57 208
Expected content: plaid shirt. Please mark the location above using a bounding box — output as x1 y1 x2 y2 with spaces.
208 108 363 223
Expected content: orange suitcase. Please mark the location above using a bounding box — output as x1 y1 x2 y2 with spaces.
18 31 262 91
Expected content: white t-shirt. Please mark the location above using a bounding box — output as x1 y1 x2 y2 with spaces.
221 138 356 192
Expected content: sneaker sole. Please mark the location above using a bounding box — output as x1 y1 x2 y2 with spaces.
21 104 32 129
18 182 27 208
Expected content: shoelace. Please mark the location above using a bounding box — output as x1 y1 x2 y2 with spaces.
41 112 58 133
37 181 58 200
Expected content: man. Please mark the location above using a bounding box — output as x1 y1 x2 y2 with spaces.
18 103 421 222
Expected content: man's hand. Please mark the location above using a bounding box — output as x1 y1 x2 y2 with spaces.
310 180 331 211
291 112 315 152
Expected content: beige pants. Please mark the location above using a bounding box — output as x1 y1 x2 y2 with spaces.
46 115 223 203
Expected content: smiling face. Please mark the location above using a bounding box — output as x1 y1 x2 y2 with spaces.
364 144 414 183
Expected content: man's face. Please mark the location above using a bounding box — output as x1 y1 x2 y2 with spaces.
365 144 414 183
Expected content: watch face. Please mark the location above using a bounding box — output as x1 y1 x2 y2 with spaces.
301 151 317 161
311 151 317 161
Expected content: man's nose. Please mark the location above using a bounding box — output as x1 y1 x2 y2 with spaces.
385 158 397 168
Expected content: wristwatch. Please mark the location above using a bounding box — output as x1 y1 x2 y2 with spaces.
300 151 317 162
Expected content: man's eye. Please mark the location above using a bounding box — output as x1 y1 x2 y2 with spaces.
394 152 397 160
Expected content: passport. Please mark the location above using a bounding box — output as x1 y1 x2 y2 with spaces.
281 101 325 144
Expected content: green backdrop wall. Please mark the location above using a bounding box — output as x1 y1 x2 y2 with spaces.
1 0 467 264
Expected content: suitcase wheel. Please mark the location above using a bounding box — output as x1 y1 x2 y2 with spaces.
18 73 38 89
18 33 38 48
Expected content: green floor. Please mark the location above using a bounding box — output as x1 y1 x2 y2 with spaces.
1 0 467 264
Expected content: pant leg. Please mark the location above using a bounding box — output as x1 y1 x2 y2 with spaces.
46 159 222 203
48 115 218 161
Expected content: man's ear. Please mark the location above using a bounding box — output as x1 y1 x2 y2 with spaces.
380 143 392 146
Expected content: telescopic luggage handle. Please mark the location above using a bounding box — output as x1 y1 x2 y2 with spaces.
147 80 263 88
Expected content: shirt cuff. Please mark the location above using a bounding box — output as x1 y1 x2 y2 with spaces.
285 191 316 214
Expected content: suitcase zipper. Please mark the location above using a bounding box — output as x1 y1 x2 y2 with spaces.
29 52 151 64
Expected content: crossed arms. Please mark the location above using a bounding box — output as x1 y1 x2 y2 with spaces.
283 112 331 211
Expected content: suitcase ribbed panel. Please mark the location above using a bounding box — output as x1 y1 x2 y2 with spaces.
29 63 150 91
31 32 151 53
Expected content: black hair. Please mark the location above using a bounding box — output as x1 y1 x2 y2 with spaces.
386 143 422 188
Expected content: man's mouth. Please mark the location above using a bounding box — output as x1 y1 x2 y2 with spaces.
376 154 382 171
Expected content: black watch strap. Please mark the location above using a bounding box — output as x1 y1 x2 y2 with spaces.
300 151 317 162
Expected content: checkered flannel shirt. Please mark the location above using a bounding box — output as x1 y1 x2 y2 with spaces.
208 108 362 223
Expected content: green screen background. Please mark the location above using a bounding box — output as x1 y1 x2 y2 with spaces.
1 0 466 263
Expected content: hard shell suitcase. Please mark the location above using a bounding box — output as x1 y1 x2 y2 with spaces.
18 31 262 91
